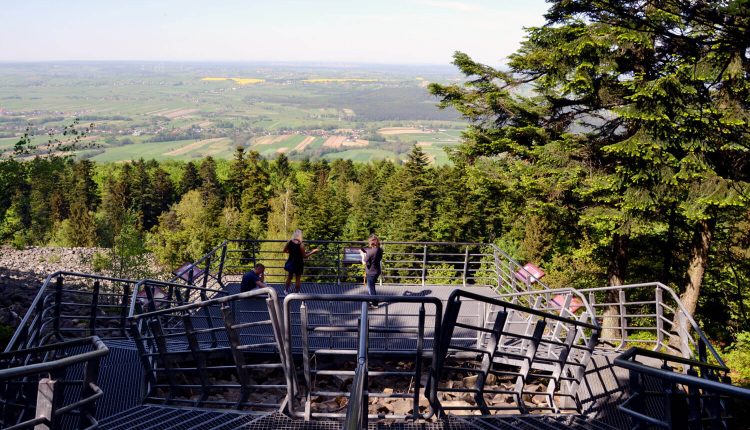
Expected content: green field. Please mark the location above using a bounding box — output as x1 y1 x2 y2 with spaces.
322 149 400 162
0 62 465 164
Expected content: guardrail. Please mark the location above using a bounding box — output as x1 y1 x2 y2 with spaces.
343 302 369 430
614 347 750 429
578 283 725 367
128 287 289 413
282 293 443 421
431 289 600 416
128 278 228 316
0 336 108 430
4 272 139 353
173 239 541 292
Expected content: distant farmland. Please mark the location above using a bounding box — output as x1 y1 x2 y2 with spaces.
0 62 464 164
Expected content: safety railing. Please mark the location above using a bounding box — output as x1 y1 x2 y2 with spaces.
431 289 600 416
174 239 540 292
577 282 725 366
0 336 108 430
128 278 228 317
128 287 289 413
4 272 140 353
283 293 443 421
614 347 750 429
343 302 369 430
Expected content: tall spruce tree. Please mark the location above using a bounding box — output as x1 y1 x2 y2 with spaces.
431 0 750 329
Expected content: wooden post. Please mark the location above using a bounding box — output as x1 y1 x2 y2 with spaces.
34 378 55 430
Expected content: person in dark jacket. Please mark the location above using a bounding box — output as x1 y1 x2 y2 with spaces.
283 229 319 293
241 263 268 292
359 234 383 307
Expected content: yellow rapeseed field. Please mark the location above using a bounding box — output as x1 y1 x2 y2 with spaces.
201 77 265 85
302 78 378 83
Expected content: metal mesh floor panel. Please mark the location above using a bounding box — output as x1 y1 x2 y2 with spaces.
223 282 492 354
241 413 618 430
98 405 257 430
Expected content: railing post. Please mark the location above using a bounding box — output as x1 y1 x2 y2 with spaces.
494 247 502 292
53 275 64 340
619 289 628 345
201 256 212 296
337 248 342 285
89 280 100 336
120 283 131 337
34 378 56 430
301 302 312 420
655 287 664 350
677 310 691 359
462 245 469 287
217 243 228 287
80 354 102 428
686 368 702 430
421 245 427 287
663 362 689 430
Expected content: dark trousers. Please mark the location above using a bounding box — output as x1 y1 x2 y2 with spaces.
366 274 379 306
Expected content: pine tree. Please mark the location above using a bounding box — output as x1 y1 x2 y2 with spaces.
239 151 271 237
179 161 201 195
226 146 247 209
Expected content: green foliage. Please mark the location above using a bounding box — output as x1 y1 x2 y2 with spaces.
724 332 750 385
0 324 14 351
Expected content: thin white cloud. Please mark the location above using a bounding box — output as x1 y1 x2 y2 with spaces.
415 0 482 12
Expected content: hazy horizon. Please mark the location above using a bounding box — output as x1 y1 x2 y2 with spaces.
1 0 549 67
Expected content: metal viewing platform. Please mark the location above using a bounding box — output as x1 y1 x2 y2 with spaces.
1 240 748 429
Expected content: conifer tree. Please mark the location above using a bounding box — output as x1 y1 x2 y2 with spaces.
226 146 247 209
179 161 201 195
239 151 271 237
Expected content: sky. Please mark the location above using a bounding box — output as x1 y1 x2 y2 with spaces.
0 0 550 66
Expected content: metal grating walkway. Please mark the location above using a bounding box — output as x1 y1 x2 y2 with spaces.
100 408 618 430
223 282 493 353
58 340 143 429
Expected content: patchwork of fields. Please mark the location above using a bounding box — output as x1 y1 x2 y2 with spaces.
0 63 464 164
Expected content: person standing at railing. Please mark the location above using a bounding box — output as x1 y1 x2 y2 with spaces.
359 234 383 308
284 229 319 293
241 263 269 292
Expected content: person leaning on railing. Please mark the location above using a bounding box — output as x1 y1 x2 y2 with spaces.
283 229 319 293
241 263 269 292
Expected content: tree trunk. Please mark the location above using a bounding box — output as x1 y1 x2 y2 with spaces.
679 218 715 317
668 218 715 353
602 233 629 343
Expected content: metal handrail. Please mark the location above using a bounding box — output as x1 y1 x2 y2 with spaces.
448 289 598 330
5 271 139 353
432 289 600 416
0 336 108 379
128 278 227 317
578 282 725 367
343 302 369 430
282 293 443 421
186 239 540 289
0 336 108 430
128 287 290 412
615 347 749 430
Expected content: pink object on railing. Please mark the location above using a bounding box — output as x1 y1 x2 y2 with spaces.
514 263 545 284
551 294 584 313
